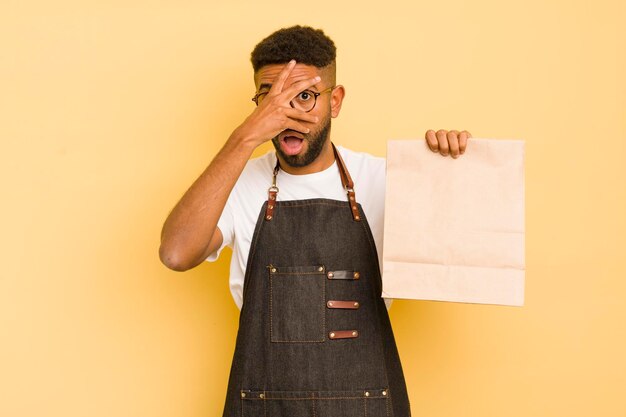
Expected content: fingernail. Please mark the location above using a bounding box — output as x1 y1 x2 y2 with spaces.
314 76 321 81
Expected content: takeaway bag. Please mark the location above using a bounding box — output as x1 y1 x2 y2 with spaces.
382 139 525 306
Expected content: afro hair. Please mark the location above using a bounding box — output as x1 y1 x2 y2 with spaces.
251 25 337 72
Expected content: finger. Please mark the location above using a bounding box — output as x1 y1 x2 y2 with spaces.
283 120 312 135
447 130 460 158
459 131 470 154
425 129 439 152
270 59 297 94
283 107 319 124
436 129 449 156
281 75 322 100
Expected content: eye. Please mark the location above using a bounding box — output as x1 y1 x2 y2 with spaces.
296 91 313 102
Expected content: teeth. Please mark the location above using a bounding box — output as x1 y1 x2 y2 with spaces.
282 131 303 140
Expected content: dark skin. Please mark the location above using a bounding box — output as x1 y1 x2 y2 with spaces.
159 60 472 271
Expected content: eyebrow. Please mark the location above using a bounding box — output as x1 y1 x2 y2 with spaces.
257 83 320 93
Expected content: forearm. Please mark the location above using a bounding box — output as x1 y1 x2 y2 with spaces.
159 131 257 271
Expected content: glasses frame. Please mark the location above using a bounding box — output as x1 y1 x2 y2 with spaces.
251 86 335 113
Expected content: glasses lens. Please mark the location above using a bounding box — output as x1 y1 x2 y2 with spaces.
255 92 268 106
290 90 316 112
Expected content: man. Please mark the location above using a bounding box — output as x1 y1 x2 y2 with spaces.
160 26 471 417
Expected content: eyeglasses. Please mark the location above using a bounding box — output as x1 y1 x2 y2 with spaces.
251 86 335 112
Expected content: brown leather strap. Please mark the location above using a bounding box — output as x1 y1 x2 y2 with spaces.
332 143 353 190
329 330 359 339
326 270 360 280
327 300 360 309
332 144 361 222
264 162 279 221
266 143 361 221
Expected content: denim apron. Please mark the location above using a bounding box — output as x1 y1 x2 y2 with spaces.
222 144 411 417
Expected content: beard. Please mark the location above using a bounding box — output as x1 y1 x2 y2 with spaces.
271 117 331 168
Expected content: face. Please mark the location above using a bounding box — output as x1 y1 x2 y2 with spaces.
254 63 344 168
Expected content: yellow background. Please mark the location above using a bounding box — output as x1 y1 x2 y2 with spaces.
1 1 624 416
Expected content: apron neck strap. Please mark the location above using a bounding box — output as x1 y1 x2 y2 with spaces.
332 144 361 221
264 143 361 222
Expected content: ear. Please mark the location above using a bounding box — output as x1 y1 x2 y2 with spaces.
330 85 345 118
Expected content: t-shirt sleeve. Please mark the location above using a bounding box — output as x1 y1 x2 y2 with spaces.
205 197 235 262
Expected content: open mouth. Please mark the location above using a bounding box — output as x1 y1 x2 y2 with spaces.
279 130 305 156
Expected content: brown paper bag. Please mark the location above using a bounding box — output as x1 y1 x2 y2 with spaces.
382 139 525 306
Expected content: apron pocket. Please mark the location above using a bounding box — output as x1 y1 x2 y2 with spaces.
269 265 326 343
241 389 390 417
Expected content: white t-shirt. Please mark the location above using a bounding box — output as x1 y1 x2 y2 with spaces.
207 146 392 310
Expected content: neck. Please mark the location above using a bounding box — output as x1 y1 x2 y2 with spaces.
277 140 336 175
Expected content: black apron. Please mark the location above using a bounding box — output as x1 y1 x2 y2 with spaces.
222 144 411 416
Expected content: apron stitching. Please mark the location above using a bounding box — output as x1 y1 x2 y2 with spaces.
269 269 273 342
247 396 387 400
278 201 350 208
322 276 327 342
269 268 327 343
